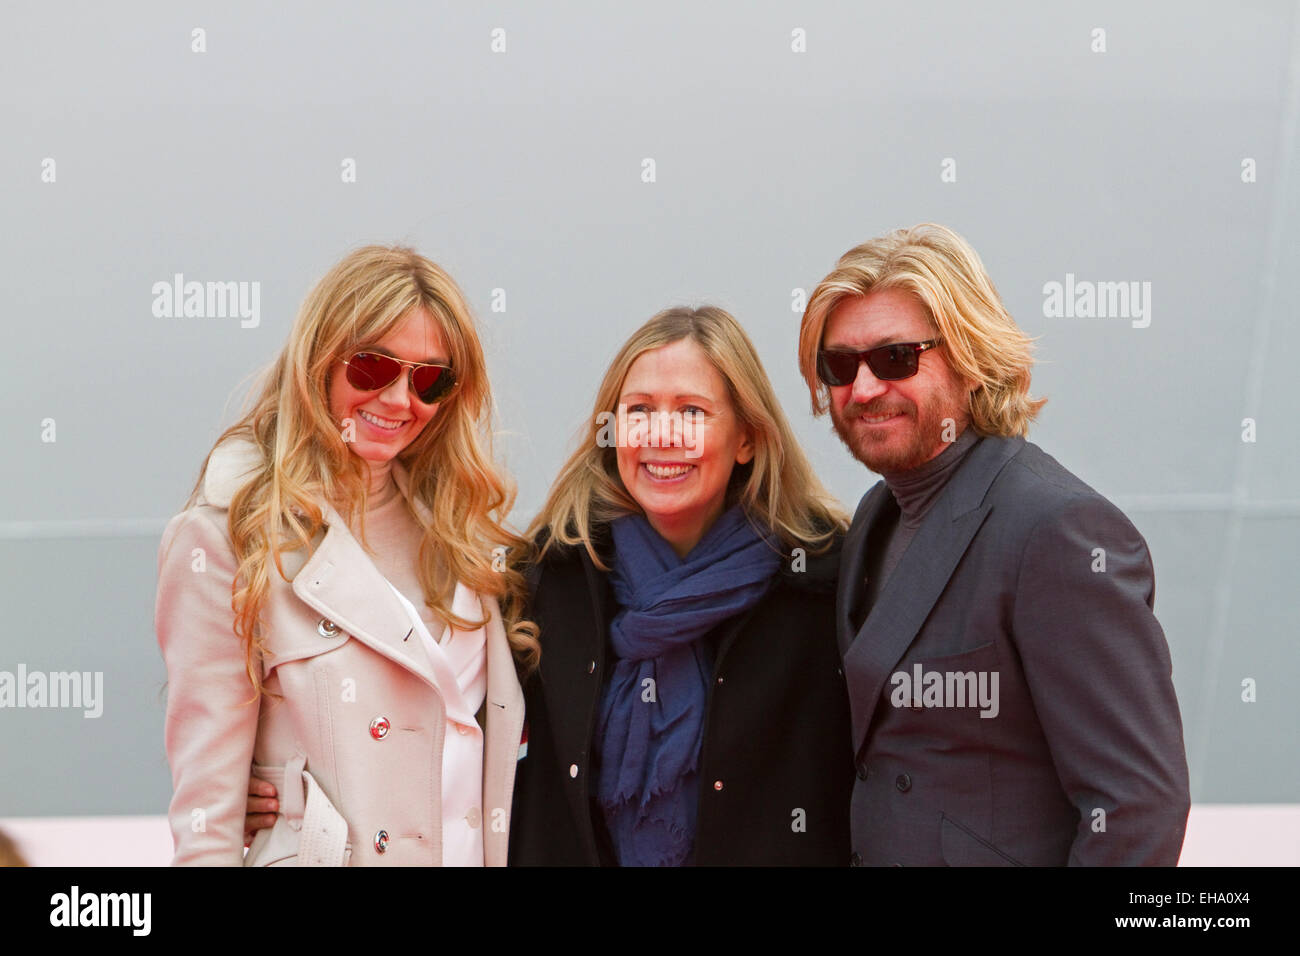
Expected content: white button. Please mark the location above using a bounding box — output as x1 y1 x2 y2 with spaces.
456 723 470 736
466 807 482 828
569 764 579 778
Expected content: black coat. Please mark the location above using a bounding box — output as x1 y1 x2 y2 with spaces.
509 523 854 866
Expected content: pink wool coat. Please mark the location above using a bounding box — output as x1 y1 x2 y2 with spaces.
155 439 525 865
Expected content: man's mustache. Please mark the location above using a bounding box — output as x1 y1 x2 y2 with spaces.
842 400 912 419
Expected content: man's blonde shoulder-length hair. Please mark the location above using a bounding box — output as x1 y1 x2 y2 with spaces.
528 305 849 570
798 222 1046 437
183 245 539 693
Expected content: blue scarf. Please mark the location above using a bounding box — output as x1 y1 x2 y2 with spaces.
592 504 783 866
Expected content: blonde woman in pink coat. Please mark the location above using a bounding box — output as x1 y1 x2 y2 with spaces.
155 246 538 866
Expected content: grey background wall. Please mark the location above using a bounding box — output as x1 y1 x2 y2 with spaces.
1 1 1296 816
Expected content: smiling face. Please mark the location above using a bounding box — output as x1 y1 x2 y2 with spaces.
824 288 974 474
614 337 754 558
327 307 449 476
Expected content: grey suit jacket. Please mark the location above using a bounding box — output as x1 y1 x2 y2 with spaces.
839 433 1190 866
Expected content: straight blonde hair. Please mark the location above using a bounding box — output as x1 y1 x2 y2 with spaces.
529 305 847 568
798 222 1046 436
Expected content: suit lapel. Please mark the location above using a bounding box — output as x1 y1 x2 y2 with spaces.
836 481 892 657
840 435 1025 755
842 495 991 754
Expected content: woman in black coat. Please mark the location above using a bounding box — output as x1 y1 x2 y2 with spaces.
509 305 854 866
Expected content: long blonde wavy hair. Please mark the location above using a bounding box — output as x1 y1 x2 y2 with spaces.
528 305 848 568
798 222 1047 436
183 245 538 693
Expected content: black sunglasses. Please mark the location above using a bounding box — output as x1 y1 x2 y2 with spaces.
339 351 458 404
816 340 942 385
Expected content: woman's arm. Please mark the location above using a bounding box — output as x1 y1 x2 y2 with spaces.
155 507 261 865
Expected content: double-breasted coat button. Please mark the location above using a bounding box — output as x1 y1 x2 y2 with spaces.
849 852 863 867
317 618 340 638
369 717 390 740
587 660 596 674
569 764 579 778
713 780 724 791
856 762 869 781
374 830 389 853
895 773 912 792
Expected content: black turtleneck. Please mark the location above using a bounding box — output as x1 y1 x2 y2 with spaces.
853 426 982 630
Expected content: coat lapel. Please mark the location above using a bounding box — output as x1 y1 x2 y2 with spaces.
290 497 446 694
481 583 525 867
580 537 614 672
841 435 1024 755
394 460 524 867
199 439 455 695
392 458 524 719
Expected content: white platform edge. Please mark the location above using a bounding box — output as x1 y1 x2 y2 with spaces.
0 804 1296 866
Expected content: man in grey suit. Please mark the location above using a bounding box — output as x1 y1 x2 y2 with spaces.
797 223 1190 866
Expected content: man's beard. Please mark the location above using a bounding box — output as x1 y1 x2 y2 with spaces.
830 392 968 476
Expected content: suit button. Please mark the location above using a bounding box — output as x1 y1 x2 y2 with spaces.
587 660 596 674
895 773 911 792
317 618 340 638
849 852 863 867
856 762 869 781
374 829 389 853
713 780 724 791
715 676 724 685
369 716 390 740
569 764 579 778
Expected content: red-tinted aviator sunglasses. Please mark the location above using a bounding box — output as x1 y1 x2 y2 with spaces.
816 339 943 385
339 351 458 404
